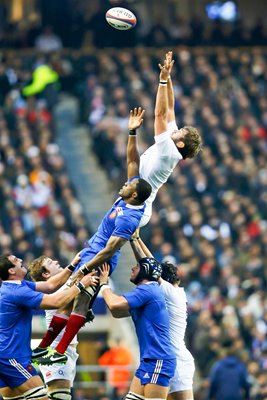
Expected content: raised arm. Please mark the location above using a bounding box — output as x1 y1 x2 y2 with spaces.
166 51 176 123
81 236 127 274
40 272 99 309
127 107 145 179
99 263 130 318
154 54 174 136
130 229 154 261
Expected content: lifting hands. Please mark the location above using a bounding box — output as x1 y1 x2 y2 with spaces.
128 107 145 131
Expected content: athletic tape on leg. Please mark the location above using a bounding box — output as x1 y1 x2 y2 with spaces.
3 395 24 400
48 388 71 400
125 392 145 400
24 386 47 399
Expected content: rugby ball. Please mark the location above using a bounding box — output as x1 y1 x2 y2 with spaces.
105 7 137 31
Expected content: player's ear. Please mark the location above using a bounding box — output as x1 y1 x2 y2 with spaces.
8 267 16 276
176 141 185 149
42 270 50 279
132 191 138 199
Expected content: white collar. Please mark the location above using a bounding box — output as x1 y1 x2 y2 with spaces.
3 280 22 284
125 203 144 209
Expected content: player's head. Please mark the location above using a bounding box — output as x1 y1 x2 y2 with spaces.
28 256 62 282
171 126 202 159
0 254 26 280
119 177 152 204
130 257 162 285
161 261 181 285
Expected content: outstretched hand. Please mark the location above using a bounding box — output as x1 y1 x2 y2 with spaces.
99 262 110 286
128 107 145 130
158 51 174 81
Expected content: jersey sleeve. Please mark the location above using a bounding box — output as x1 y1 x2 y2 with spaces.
123 285 152 309
112 214 139 241
12 281 44 310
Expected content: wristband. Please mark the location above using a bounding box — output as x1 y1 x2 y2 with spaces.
67 263 75 272
75 281 86 292
129 129 137 136
100 283 111 290
160 80 168 83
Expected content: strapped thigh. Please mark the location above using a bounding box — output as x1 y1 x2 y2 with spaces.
124 392 145 400
48 388 71 400
2 395 25 400
23 386 47 399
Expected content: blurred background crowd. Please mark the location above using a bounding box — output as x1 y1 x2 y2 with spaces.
0 0 267 399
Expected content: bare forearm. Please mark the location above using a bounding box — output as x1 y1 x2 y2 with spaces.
82 247 115 273
138 238 154 258
154 84 168 135
41 285 80 309
167 78 175 122
36 269 72 293
127 136 139 165
102 288 130 318
127 135 140 178
130 239 147 261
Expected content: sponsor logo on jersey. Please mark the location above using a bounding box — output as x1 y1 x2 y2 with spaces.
143 372 150 378
109 210 117 219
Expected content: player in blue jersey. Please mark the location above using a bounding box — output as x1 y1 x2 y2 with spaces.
0 254 98 400
99 261 176 400
33 107 152 365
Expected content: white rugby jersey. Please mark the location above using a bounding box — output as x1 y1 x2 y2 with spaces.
45 284 78 347
139 123 182 224
160 280 189 353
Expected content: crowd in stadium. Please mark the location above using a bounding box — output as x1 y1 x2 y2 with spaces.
0 44 267 398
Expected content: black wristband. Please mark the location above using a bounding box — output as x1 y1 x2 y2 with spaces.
129 129 137 136
80 266 89 275
75 281 86 292
67 263 75 272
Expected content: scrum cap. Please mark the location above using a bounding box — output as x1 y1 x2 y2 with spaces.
134 257 162 284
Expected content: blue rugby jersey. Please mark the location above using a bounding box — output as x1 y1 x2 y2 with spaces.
0 280 44 358
123 282 176 361
78 197 145 273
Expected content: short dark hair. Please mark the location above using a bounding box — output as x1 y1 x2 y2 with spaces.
135 178 152 203
161 261 180 285
0 255 14 280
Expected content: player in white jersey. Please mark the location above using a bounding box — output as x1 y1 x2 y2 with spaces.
130 232 195 400
128 51 202 227
28 255 82 400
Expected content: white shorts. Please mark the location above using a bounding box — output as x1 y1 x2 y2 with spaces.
169 352 195 393
39 346 79 386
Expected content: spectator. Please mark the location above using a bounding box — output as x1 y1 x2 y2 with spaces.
208 339 250 400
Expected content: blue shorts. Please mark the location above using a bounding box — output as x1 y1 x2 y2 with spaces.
135 358 176 387
0 357 38 389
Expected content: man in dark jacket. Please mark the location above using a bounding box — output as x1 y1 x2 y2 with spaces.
208 339 250 400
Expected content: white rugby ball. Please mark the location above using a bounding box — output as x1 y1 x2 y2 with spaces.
106 7 137 31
